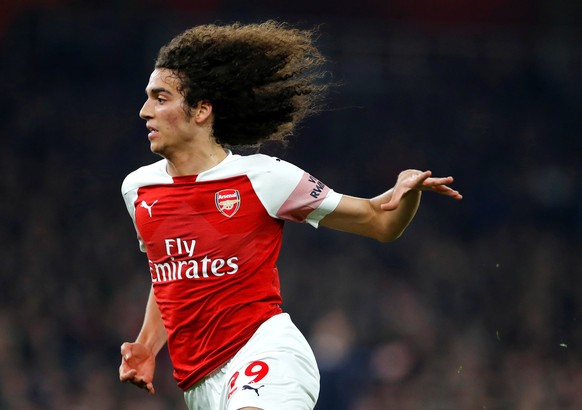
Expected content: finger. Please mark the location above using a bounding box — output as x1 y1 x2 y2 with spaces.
432 184 454 192
146 382 156 395
432 185 463 199
448 190 463 199
120 368 137 382
414 170 432 184
431 183 457 193
421 176 454 188
133 377 155 395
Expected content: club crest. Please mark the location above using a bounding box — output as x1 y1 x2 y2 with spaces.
215 189 241 218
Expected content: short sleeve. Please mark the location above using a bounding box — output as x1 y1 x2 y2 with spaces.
246 156 342 228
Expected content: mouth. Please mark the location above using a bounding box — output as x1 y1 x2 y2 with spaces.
146 124 159 139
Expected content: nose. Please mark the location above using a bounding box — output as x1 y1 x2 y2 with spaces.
139 99 153 120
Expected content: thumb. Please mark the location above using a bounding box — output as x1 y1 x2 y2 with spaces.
381 202 398 211
381 192 402 211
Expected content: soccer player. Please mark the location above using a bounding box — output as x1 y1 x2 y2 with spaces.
118 21 462 410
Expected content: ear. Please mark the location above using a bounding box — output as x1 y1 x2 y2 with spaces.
193 100 213 124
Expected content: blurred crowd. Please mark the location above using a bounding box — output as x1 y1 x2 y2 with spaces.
1 2 581 409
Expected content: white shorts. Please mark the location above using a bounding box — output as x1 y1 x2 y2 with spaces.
184 313 320 410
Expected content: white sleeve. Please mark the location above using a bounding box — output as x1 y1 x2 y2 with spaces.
247 156 342 228
120 160 172 252
121 175 146 252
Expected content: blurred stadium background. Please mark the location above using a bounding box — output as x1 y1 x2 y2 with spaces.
1 1 581 409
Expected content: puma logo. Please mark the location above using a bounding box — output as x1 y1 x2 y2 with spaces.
140 200 158 217
242 384 264 396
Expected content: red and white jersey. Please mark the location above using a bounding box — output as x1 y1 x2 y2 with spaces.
121 152 342 390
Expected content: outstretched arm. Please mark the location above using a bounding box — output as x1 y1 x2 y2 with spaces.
119 286 167 394
320 169 462 242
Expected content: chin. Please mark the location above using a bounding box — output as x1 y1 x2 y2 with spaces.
149 144 164 156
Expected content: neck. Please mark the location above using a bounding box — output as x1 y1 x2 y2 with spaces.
165 144 228 176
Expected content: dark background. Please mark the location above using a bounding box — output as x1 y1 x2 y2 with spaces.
1 1 581 409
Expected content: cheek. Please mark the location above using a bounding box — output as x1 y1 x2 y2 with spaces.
167 113 182 127
160 110 189 131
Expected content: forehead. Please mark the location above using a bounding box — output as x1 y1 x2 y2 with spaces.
145 68 181 94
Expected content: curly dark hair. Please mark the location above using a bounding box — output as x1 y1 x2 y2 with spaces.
154 20 329 146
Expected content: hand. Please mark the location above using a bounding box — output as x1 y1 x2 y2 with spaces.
381 170 462 211
119 342 156 394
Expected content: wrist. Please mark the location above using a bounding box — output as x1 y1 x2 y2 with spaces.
135 331 166 356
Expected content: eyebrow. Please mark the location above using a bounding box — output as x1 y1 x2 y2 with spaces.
146 87 174 96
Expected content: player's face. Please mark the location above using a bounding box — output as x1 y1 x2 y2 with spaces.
139 68 197 158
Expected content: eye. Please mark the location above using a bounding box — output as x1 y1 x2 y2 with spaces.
157 97 166 104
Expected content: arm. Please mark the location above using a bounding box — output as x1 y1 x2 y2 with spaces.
320 170 462 242
119 286 167 394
